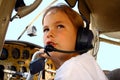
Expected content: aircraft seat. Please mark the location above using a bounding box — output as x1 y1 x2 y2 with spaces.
107 68 120 80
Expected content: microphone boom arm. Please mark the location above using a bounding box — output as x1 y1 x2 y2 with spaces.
44 45 93 54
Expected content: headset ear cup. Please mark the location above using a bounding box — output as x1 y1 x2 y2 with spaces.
75 27 93 54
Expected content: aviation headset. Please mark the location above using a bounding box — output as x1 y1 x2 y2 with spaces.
75 24 94 54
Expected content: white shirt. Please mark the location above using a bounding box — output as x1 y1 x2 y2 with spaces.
54 52 108 80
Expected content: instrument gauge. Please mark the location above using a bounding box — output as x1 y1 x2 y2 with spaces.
17 61 25 65
0 48 8 60
22 50 30 59
12 48 20 59
8 65 17 71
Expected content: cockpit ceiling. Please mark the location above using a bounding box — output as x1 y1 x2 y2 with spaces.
66 0 120 39
84 0 120 39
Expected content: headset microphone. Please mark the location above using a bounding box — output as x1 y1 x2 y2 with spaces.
44 45 93 55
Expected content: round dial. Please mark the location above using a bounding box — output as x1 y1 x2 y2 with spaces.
12 48 20 59
22 50 30 59
9 65 17 71
0 48 8 60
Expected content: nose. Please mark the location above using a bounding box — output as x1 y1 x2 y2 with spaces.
46 29 55 38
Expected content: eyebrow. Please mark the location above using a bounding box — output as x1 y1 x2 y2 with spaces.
54 21 64 25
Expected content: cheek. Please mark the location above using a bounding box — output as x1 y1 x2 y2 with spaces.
58 34 76 50
68 36 76 49
67 33 77 49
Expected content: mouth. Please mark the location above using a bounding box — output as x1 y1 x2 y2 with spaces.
46 41 56 47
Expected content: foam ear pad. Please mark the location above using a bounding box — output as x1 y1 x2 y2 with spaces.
75 27 93 54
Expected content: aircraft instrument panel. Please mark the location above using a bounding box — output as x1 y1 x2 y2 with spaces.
0 40 56 80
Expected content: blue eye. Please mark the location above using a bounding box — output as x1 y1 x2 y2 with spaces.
43 28 49 33
57 25 64 29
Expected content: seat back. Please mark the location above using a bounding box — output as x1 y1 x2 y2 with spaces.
107 68 120 80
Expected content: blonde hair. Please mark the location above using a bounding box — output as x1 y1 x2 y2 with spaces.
42 4 84 30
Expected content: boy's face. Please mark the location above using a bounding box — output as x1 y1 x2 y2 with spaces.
42 9 77 61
